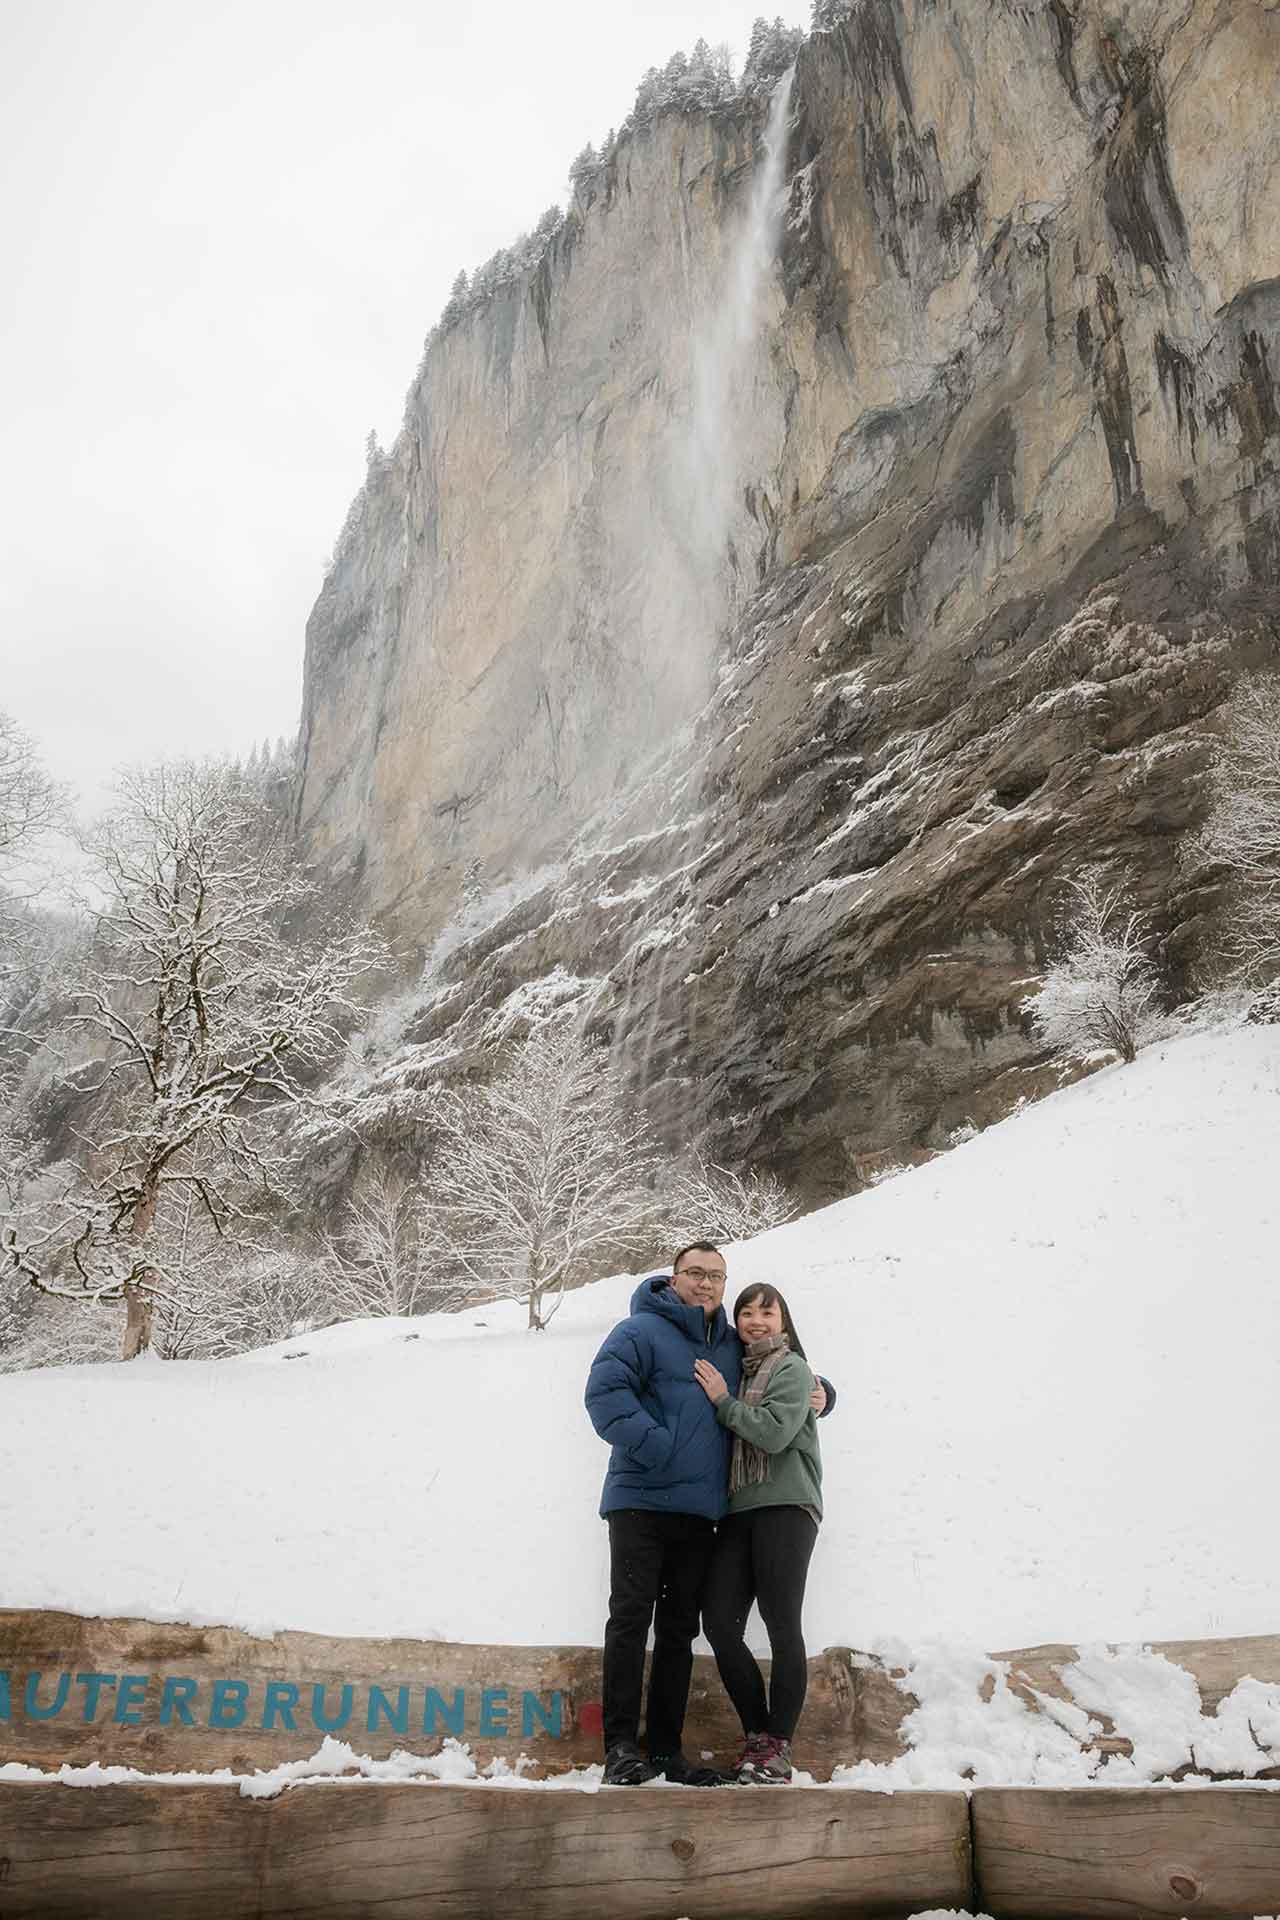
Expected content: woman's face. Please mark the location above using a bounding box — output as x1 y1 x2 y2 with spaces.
737 1294 785 1343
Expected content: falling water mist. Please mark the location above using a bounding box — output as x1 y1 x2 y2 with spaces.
618 69 797 1110
685 67 796 614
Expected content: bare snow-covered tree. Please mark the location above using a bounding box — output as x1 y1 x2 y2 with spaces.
1027 865 1162 1065
665 1152 798 1244
0 713 69 1011
319 1165 457 1320
2 758 386 1359
422 1022 665 1330
0 712 64 877
1197 675 1280 992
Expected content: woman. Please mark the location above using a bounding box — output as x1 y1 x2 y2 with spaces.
692 1283 821 1784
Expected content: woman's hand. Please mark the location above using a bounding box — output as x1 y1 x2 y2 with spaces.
810 1378 827 1415
693 1358 729 1403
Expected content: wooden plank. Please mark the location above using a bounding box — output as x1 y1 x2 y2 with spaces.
973 1785 1280 1918
0 1781 973 1919
0 1609 856 1778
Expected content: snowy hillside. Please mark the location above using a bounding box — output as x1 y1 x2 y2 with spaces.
1 1027 1276 1654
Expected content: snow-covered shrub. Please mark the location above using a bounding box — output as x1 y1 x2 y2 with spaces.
0 1288 121 1373
663 1153 798 1243
1027 866 1162 1065
182 1244 343 1359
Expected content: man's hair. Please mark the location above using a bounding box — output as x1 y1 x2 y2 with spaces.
671 1241 723 1273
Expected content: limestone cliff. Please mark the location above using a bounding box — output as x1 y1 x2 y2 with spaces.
297 0 1280 1192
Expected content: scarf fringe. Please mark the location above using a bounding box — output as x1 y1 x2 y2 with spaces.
728 1336 790 1496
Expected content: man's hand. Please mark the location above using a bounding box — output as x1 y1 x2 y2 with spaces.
810 1378 827 1415
693 1358 729 1403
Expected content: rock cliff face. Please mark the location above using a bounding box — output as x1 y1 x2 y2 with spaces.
297 0 1280 1193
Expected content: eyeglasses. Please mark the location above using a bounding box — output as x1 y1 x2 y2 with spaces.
674 1266 726 1285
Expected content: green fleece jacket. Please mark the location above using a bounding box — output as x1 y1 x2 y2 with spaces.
713 1349 823 1520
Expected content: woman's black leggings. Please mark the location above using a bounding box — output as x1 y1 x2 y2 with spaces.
701 1505 818 1741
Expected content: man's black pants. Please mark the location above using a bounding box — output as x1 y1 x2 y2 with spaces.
603 1508 716 1756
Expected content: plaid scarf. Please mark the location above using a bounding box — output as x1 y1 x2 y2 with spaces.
727 1335 791 1496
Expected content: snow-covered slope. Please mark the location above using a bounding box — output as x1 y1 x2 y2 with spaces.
1 1028 1276 1652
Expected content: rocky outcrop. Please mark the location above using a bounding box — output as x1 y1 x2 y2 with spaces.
297 0 1280 1192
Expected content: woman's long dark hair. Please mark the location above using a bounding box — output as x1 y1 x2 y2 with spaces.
732 1283 806 1360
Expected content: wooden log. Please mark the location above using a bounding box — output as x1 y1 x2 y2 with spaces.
0 1781 973 1919
972 1785 1280 1918
0 1609 855 1777
4 1610 1277 1783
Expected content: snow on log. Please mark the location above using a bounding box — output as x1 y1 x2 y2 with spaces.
855 1632 1280 1774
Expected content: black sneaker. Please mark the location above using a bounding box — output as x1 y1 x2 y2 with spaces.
649 1750 727 1786
602 1740 660 1786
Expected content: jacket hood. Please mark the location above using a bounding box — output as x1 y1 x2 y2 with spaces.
631 1273 728 1345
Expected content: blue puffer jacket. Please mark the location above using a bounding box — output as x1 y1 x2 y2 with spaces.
585 1277 742 1521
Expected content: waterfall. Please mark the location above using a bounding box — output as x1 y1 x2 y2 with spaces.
618 71 796 1107
684 67 795 615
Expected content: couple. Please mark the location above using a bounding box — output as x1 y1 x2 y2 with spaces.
584 1240 833 1787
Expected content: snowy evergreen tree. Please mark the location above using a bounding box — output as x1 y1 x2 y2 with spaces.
471 250 500 300
440 268 470 330
631 65 664 125
567 142 599 198
744 16 805 92
811 0 855 29
687 37 735 106
662 48 690 92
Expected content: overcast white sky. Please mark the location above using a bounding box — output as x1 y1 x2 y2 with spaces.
1 0 805 819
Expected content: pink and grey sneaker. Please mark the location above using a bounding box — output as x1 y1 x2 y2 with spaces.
734 1733 794 1783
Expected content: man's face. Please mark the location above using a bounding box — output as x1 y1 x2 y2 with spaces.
671 1251 727 1318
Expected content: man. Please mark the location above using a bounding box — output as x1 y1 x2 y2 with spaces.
584 1242 833 1786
